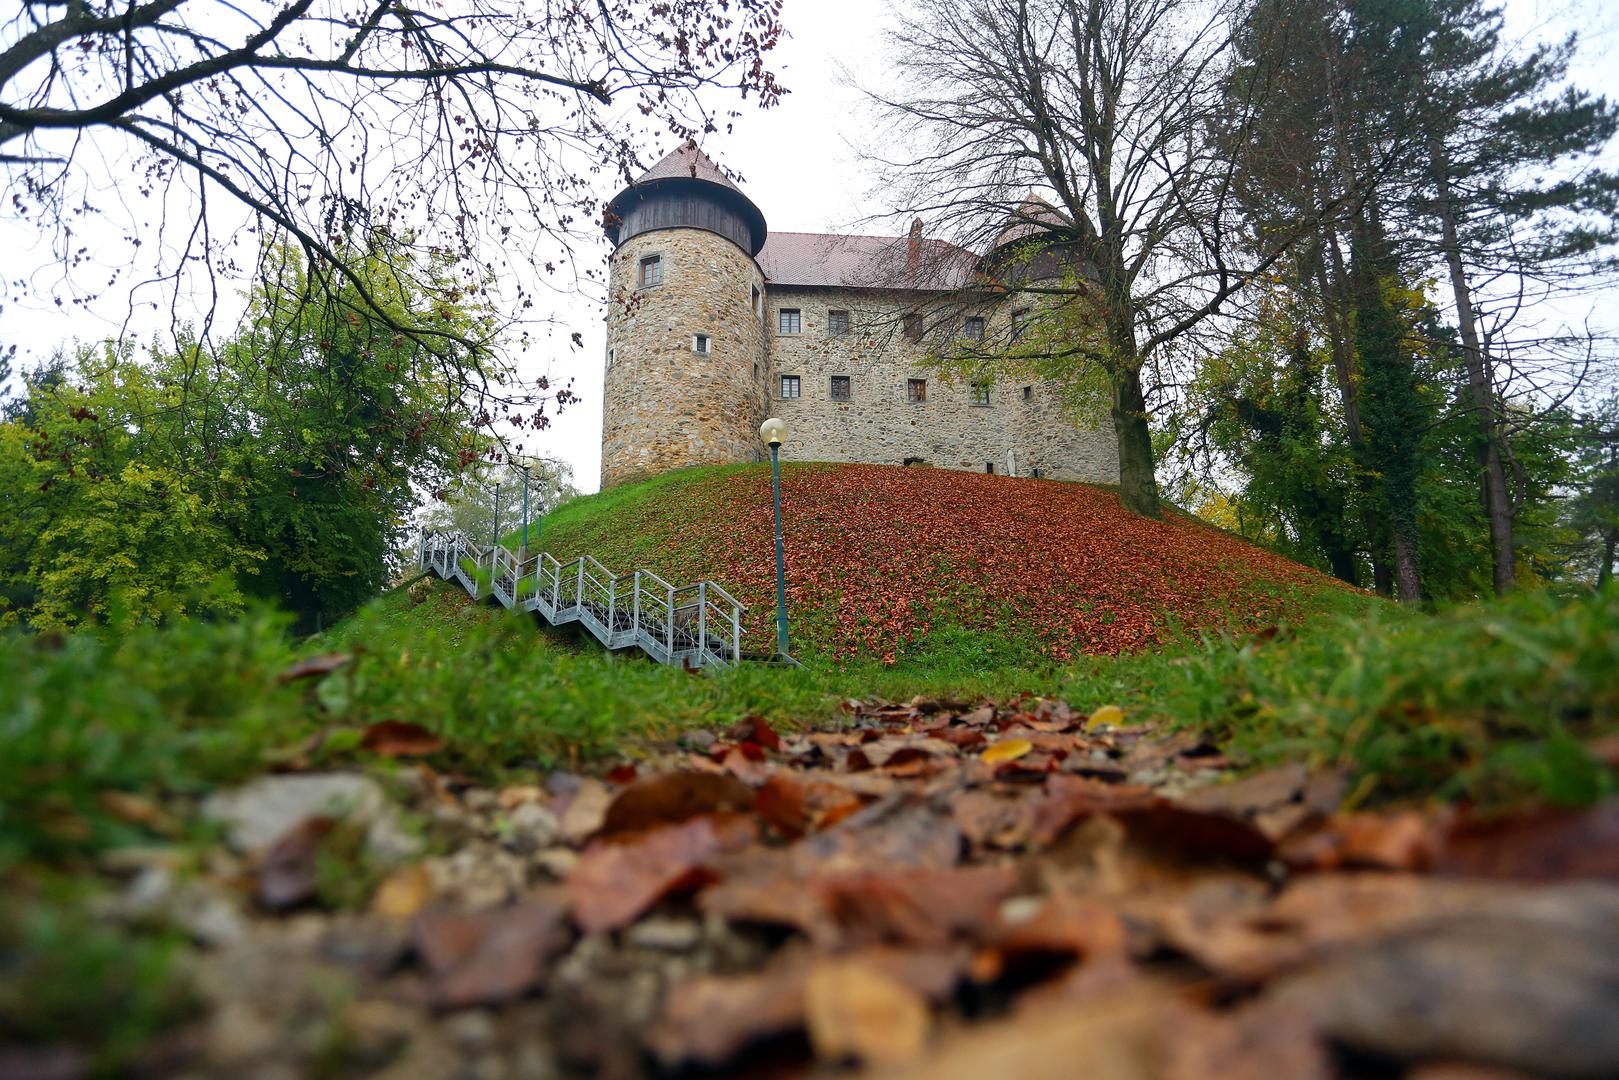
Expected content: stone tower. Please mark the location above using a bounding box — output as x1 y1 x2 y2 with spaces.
600 142 770 487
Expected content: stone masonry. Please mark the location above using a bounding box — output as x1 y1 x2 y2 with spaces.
599 142 1119 488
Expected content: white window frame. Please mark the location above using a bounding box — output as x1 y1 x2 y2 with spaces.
692 333 711 354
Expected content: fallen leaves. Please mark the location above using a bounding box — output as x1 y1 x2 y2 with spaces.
359 720 444 758
212 690 1619 1078
567 812 759 933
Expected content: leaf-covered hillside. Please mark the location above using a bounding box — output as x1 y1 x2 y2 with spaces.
529 464 1365 664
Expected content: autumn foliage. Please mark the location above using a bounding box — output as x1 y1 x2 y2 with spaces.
537 464 1353 663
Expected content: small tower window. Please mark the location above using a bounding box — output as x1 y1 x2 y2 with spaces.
780 375 801 399
752 284 762 315
907 378 927 403
1011 308 1030 341
693 333 710 354
902 313 923 342
971 382 991 406
607 348 615 369
639 254 662 288
964 316 986 341
830 375 851 401
1023 385 1034 401
754 362 760 379
985 462 995 474
778 308 801 335
828 310 850 336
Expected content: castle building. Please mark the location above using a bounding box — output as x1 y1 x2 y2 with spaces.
599 142 1119 488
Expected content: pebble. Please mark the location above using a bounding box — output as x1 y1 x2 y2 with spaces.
625 916 702 952
202 773 421 861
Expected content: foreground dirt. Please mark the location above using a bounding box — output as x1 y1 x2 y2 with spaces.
45 698 1619 1079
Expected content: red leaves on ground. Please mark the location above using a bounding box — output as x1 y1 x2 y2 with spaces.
277 652 352 682
598 770 754 836
1432 800 1619 882
255 817 335 910
412 899 570 1008
542 464 1350 663
567 812 759 934
359 720 444 758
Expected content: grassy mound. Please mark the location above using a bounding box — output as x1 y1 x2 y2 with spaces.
530 463 1365 664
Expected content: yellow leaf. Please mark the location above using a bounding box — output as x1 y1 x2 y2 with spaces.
1087 705 1125 729
980 738 1033 764
805 959 930 1066
370 863 435 919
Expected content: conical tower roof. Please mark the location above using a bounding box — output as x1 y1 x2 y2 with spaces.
631 140 744 191
604 140 767 256
990 195 1076 250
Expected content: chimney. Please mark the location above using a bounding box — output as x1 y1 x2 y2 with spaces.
907 217 923 275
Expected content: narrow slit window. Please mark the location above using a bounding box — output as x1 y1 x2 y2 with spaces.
964 316 986 340
639 254 662 287
830 375 851 401
907 378 927 403
780 374 801 399
778 308 801 334
828 310 850 336
751 284 762 315
607 348 615 369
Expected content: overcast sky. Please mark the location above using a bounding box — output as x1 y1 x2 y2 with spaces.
3 0 1615 493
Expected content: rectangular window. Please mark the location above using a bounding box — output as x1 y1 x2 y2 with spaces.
751 284 761 315
1023 385 1033 401
693 333 710 354
1010 308 1029 341
907 378 927 403
778 308 801 334
971 382 991 406
964 316 986 341
830 375 851 401
828 310 850 336
639 254 662 288
902 313 923 342
780 375 801 399
607 348 615 369
985 462 995 474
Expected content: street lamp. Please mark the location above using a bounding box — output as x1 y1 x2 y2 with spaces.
514 461 532 558
760 417 790 658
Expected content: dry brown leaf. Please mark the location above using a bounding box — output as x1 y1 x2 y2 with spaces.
645 953 810 1068
277 652 352 682
359 720 444 758
804 957 930 1066
598 770 754 836
412 899 570 1009
255 816 335 911
567 812 759 934
1433 799 1619 882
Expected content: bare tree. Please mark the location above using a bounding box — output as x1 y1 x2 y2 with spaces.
1 0 784 419
863 0 1330 517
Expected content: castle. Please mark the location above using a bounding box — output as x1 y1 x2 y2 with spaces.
599 142 1119 488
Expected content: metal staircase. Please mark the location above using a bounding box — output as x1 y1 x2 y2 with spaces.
416 530 755 668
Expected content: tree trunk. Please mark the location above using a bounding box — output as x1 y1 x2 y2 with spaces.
1112 364 1160 518
1430 135 1515 595
1318 237 1392 594
1600 532 1616 590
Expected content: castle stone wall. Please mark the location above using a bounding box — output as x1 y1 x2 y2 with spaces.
600 229 769 487
764 286 1118 482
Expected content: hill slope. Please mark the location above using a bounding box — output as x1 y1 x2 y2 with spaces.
530 463 1362 664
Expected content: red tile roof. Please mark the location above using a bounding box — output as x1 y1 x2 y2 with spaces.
757 231 977 290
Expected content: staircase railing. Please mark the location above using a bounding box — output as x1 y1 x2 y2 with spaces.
417 529 757 668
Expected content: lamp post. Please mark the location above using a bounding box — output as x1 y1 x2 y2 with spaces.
759 417 789 658
515 461 532 558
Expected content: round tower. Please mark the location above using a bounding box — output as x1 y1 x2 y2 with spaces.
600 142 770 487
